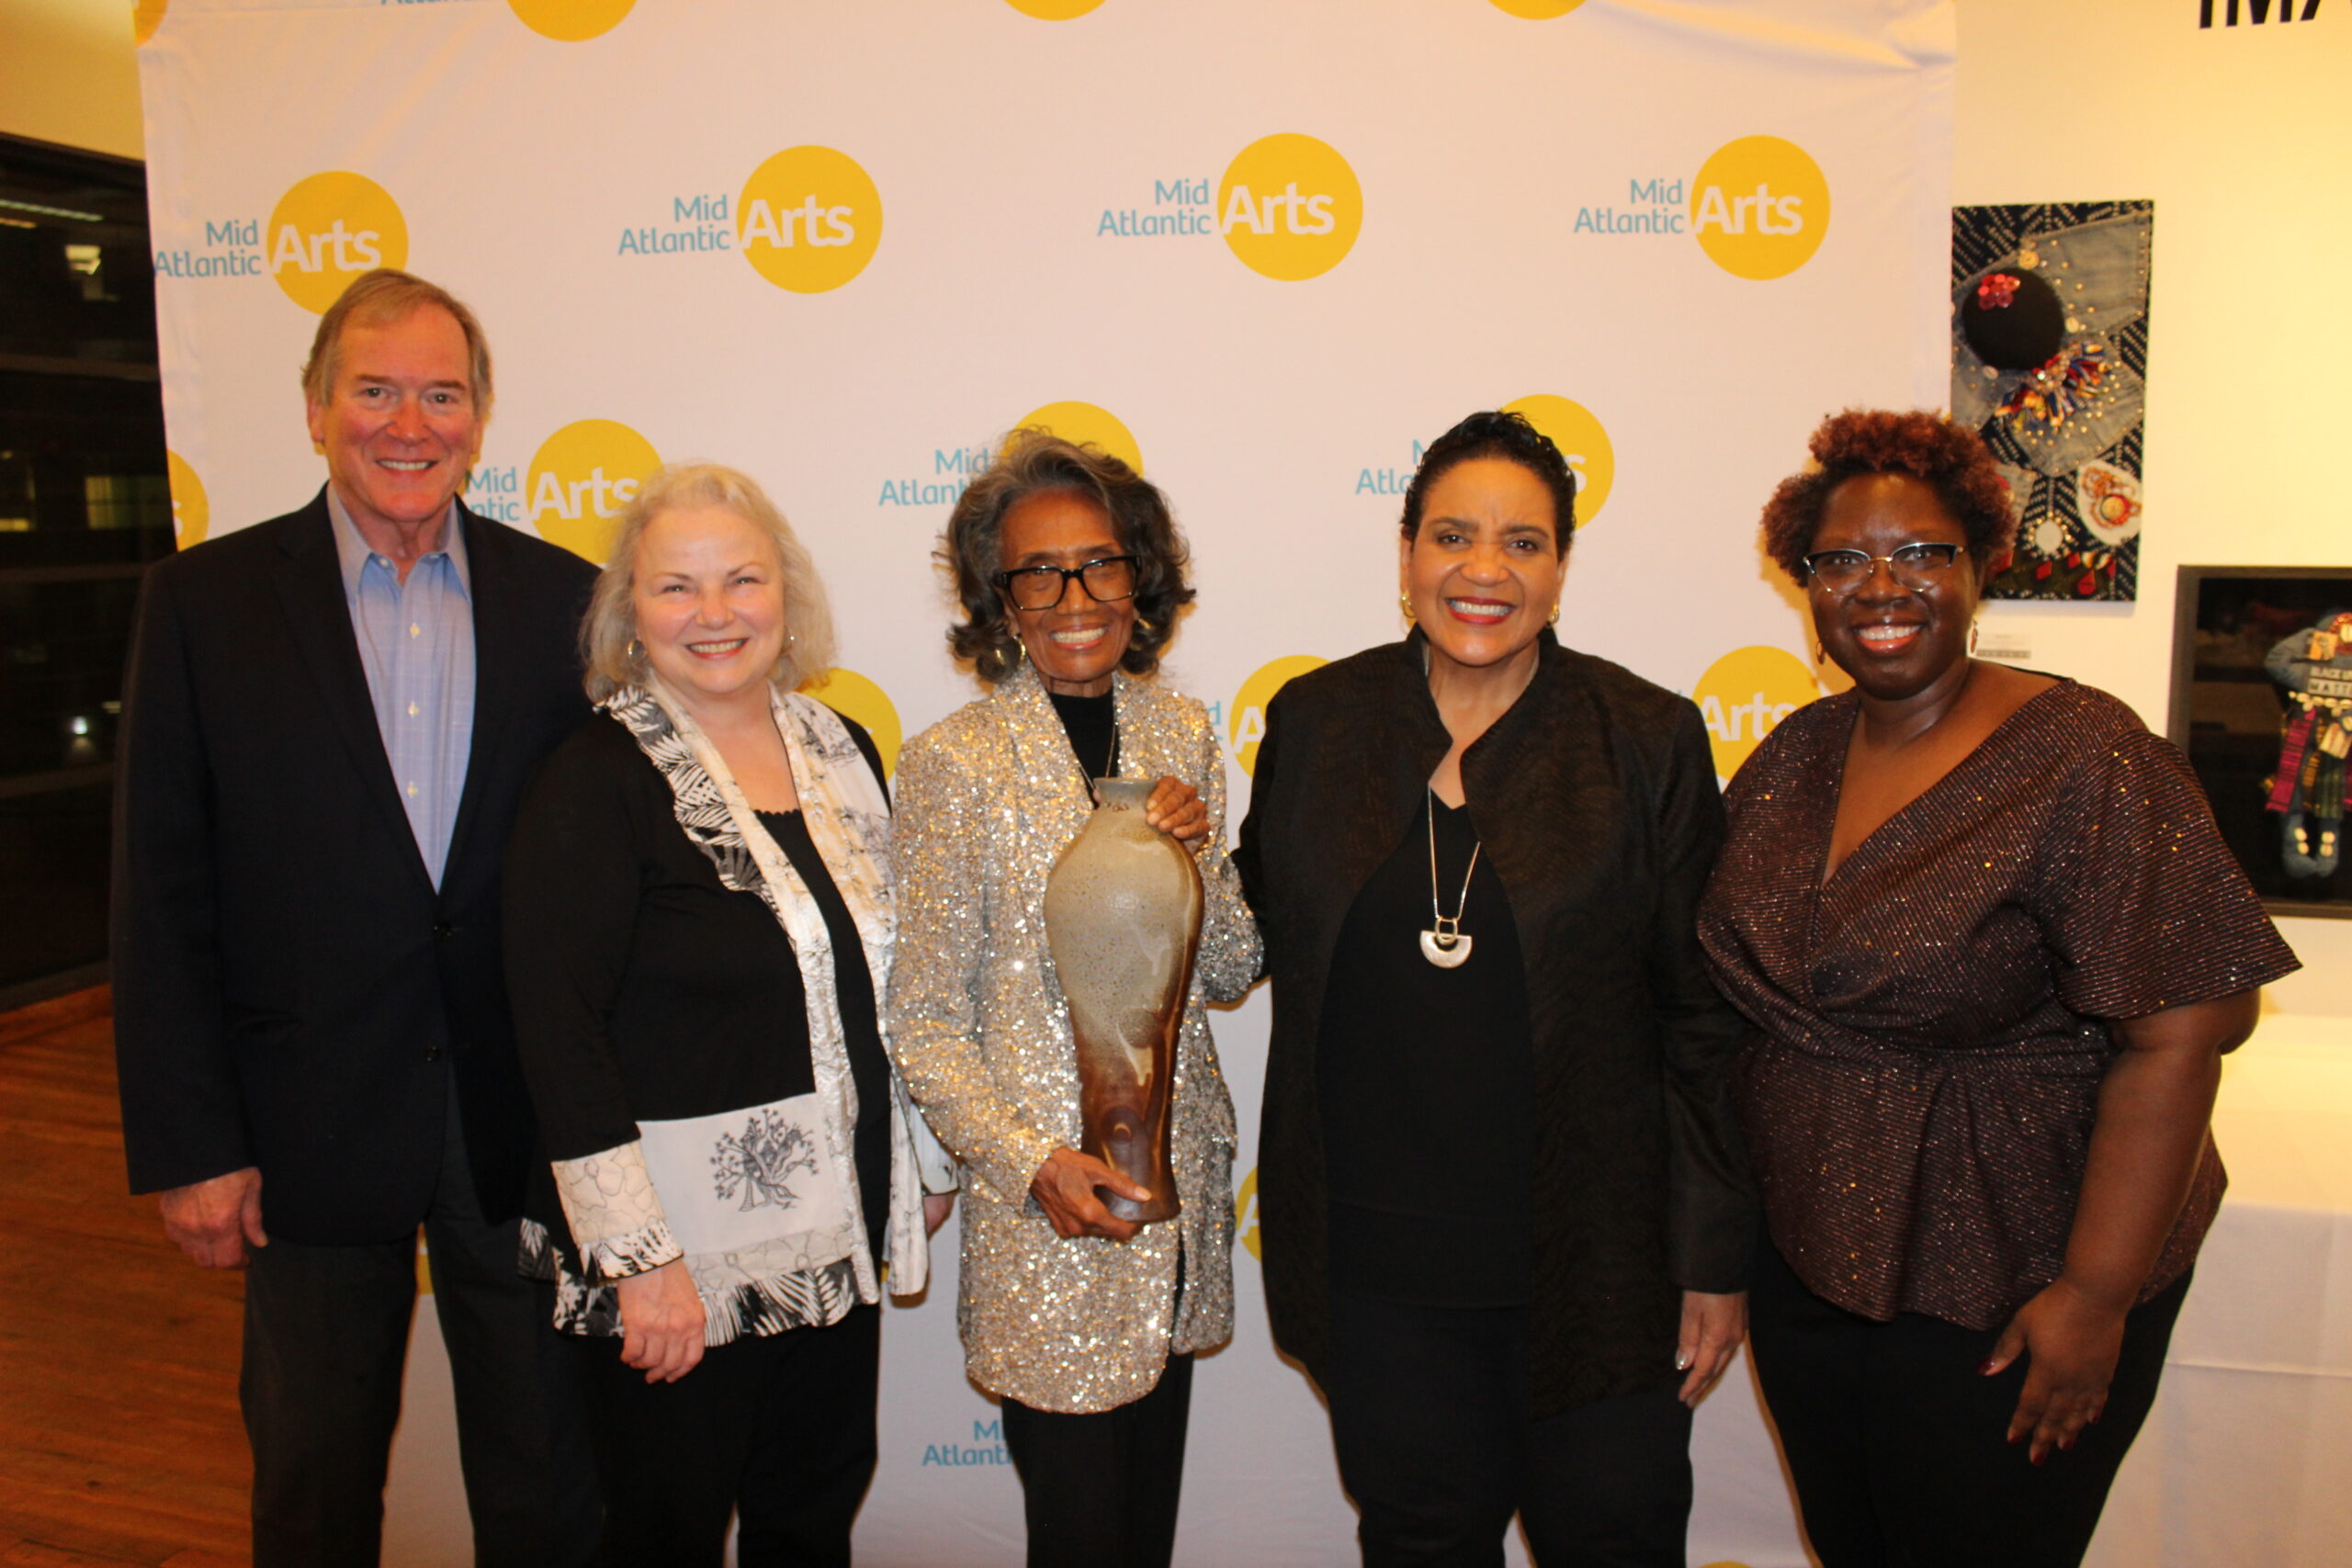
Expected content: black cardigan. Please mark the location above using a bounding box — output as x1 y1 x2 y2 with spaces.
501 710 890 1254
1235 631 1757 1418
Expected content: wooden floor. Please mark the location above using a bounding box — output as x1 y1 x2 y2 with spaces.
0 987 248 1567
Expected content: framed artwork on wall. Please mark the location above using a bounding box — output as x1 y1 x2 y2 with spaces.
1953 200 2153 602
2168 566 2352 918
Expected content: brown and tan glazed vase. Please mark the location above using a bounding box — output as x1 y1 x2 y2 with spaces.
1043 777 1202 1226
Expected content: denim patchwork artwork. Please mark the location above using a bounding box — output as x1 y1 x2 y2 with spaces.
1953 201 2154 602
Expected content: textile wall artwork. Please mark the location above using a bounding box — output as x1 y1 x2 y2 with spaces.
1953 200 2154 603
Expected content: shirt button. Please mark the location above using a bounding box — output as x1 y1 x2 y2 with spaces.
406 783 419 797
424 1045 444 1062
409 623 421 637
407 702 420 717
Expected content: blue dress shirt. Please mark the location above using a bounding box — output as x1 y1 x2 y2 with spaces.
328 490 477 889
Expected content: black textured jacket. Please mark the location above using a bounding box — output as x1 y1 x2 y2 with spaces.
1234 631 1757 1417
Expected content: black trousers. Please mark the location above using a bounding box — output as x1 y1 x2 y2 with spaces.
1000 1352 1195 1568
1322 1291 1694 1568
240 1092 599 1568
1747 1241 2190 1568
572 1302 881 1568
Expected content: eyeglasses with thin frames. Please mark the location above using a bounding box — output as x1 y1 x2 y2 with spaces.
994 555 1139 611
1803 542 1964 595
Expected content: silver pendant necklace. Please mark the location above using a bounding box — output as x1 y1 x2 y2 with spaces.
1420 787 1479 968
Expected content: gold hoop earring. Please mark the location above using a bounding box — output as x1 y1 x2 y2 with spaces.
627 638 644 660
1135 615 1156 635
1814 641 1827 664
1399 592 1417 625
1547 604 1561 626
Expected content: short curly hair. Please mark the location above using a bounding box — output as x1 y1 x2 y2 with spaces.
1758 410 2018 583
941 429 1195 684
1399 410 1577 558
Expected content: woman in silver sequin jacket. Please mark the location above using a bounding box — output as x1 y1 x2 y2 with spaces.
887 432 1261 1568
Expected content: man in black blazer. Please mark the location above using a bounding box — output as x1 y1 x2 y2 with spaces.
112 270 598 1566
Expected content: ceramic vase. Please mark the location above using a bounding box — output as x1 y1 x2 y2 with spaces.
1043 778 1201 1225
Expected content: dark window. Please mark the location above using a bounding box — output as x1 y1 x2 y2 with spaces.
0 132 170 1007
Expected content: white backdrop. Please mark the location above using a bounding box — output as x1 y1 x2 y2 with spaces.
135 2 1957 1563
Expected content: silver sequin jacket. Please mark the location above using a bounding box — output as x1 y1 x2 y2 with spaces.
887 665 1261 1413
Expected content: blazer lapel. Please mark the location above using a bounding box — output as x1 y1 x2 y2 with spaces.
442 506 516 889
268 494 434 892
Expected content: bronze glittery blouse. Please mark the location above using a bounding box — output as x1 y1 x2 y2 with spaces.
1698 681 2299 1329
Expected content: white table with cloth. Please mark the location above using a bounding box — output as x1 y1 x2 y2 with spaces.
2081 1015 2352 1568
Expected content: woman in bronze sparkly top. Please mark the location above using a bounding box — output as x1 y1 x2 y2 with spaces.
1698 410 2299 1568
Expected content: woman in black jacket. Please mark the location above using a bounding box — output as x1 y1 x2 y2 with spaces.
1235 411 1756 1567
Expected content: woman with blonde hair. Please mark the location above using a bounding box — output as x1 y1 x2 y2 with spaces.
504 462 954 1565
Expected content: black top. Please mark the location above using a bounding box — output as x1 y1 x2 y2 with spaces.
504 712 892 1259
1319 793 1534 1305
1047 689 1118 784
756 810 891 1259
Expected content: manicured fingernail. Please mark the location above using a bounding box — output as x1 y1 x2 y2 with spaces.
1676 1352 1693 1371
1978 1359 1999 1375
2007 1430 2023 1446
2031 1450 2048 1467
2060 1438 2075 1451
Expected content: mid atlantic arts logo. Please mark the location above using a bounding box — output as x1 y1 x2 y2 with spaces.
1690 646 1821 781
737 147 884 294
1574 136 1830 282
1096 135 1363 282
522 419 662 562
266 172 409 313
1217 134 1363 281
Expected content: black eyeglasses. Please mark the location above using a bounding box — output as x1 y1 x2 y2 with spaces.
1803 542 1964 594
994 555 1138 611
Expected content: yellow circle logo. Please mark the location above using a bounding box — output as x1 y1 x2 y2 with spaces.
1500 393 1615 528
1691 646 1819 779
803 668 903 780
508 0 635 40
1230 655 1328 776
1488 0 1588 14
1690 136 1829 282
134 0 168 45
1217 133 1363 282
1004 0 1106 15
738 147 883 295
1013 401 1144 477
266 173 408 315
1234 1168 1261 1261
166 450 208 549
526 420 662 563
